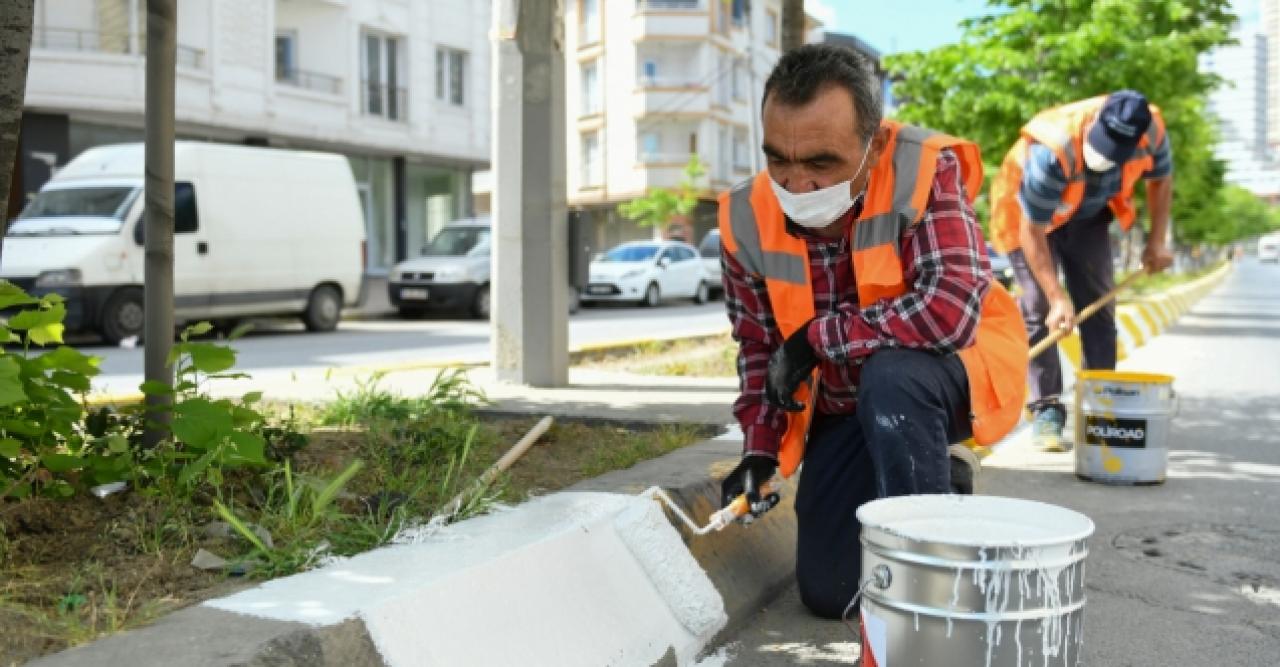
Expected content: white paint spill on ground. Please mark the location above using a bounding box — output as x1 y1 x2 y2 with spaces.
205 492 726 666
693 643 738 667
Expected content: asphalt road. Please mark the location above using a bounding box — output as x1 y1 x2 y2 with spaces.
79 301 730 396
708 258 1280 666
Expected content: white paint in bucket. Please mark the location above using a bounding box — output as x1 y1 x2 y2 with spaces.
1074 370 1176 485
856 495 1095 667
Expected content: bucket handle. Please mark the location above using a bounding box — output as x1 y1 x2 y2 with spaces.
841 564 892 631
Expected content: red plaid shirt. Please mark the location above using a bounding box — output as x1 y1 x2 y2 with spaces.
722 149 992 459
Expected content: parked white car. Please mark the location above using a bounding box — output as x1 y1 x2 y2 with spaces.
698 229 724 300
1 142 366 343
583 241 711 307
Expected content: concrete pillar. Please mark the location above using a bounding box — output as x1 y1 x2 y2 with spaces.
491 0 568 386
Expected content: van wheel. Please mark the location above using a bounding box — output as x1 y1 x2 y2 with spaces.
303 285 342 332
99 287 145 345
692 281 709 305
472 285 491 320
642 283 661 308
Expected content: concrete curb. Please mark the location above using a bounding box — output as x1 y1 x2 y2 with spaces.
29 434 777 667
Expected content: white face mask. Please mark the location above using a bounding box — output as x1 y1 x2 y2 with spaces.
1083 141 1117 172
770 139 874 229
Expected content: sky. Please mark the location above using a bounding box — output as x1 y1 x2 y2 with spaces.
811 0 1262 56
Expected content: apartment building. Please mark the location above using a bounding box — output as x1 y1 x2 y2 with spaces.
15 0 490 274
1202 28 1280 200
559 0 822 249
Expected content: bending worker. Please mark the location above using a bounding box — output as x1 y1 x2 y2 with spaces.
715 44 1028 619
990 91 1174 451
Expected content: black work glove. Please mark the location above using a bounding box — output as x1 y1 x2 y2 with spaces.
720 454 780 520
765 321 820 411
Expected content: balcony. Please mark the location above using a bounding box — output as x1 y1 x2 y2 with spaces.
32 26 206 69
633 0 709 40
633 84 710 117
275 66 343 95
361 81 408 123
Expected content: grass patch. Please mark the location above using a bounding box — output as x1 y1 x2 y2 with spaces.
577 334 737 378
1119 262 1225 300
0 372 707 663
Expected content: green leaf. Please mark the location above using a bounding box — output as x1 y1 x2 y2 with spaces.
183 321 215 339
183 343 237 375
0 283 38 310
49 371 91 392
213 500 272 554
140 380 175 396
241 391 263 405
0 438 21 458
227 322 255 341
226 431 266 464
0 357 27 406
106 435 130 454
9 301 66 335
172 398 232 449
38 347 101 376
40 453 85 473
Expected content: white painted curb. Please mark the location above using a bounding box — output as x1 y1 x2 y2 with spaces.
205 492 727 666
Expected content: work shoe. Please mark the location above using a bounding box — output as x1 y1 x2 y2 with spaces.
1031 404 1070 452
948 443 981 495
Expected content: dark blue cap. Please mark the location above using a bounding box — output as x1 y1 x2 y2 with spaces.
1087 90 1152 163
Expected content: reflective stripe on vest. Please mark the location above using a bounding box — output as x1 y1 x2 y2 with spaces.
718 120 1028 478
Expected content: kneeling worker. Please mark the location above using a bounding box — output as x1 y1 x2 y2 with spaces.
715 44 1029 619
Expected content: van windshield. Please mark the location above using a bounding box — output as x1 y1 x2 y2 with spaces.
19 187 137 221
422 227 490 256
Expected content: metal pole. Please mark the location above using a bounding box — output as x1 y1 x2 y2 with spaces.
143 0 176 447
491 0 568 386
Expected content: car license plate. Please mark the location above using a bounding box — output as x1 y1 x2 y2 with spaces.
587 285 612 295
401 288 429 300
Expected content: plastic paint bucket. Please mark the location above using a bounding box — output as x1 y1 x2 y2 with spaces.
1074 370 1176 485
857 495 1095 667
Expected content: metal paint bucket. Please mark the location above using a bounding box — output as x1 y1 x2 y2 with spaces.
1074 370 1176 485
857 495 1094 667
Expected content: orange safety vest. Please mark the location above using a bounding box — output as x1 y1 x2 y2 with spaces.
989 95 1167 254
718 120 1029 479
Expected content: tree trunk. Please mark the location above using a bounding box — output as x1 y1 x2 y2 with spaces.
781 0 805 52
0 0 35 258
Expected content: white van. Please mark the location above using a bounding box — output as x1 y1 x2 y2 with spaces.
1260 233 1280 263
2 142 366 343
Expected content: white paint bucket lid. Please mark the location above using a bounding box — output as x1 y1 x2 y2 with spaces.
857 494 1095 548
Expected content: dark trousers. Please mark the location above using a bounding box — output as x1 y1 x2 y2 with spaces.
1008 209 1118 408
794 348 972 619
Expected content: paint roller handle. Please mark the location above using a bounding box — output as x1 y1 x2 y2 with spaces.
709 480 780 530
1027 270 1147 360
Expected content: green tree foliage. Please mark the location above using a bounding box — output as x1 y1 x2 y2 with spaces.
1213 185 1280 244
884 0 1241 244
617 155 707 228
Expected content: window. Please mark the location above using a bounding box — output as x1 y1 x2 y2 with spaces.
673 246 696 262
581 131 602 186
275 31 297 82
363 32 404 120
133 183 197 245
716 54 731 107
436 47 468 106
639 131 661 160
733 129 750 171
717 125 731 180
581 59 601 115
581 0 600 45
731 59 744 101
765 9 778 45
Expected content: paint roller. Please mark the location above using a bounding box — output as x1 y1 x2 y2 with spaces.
642 479 780 536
